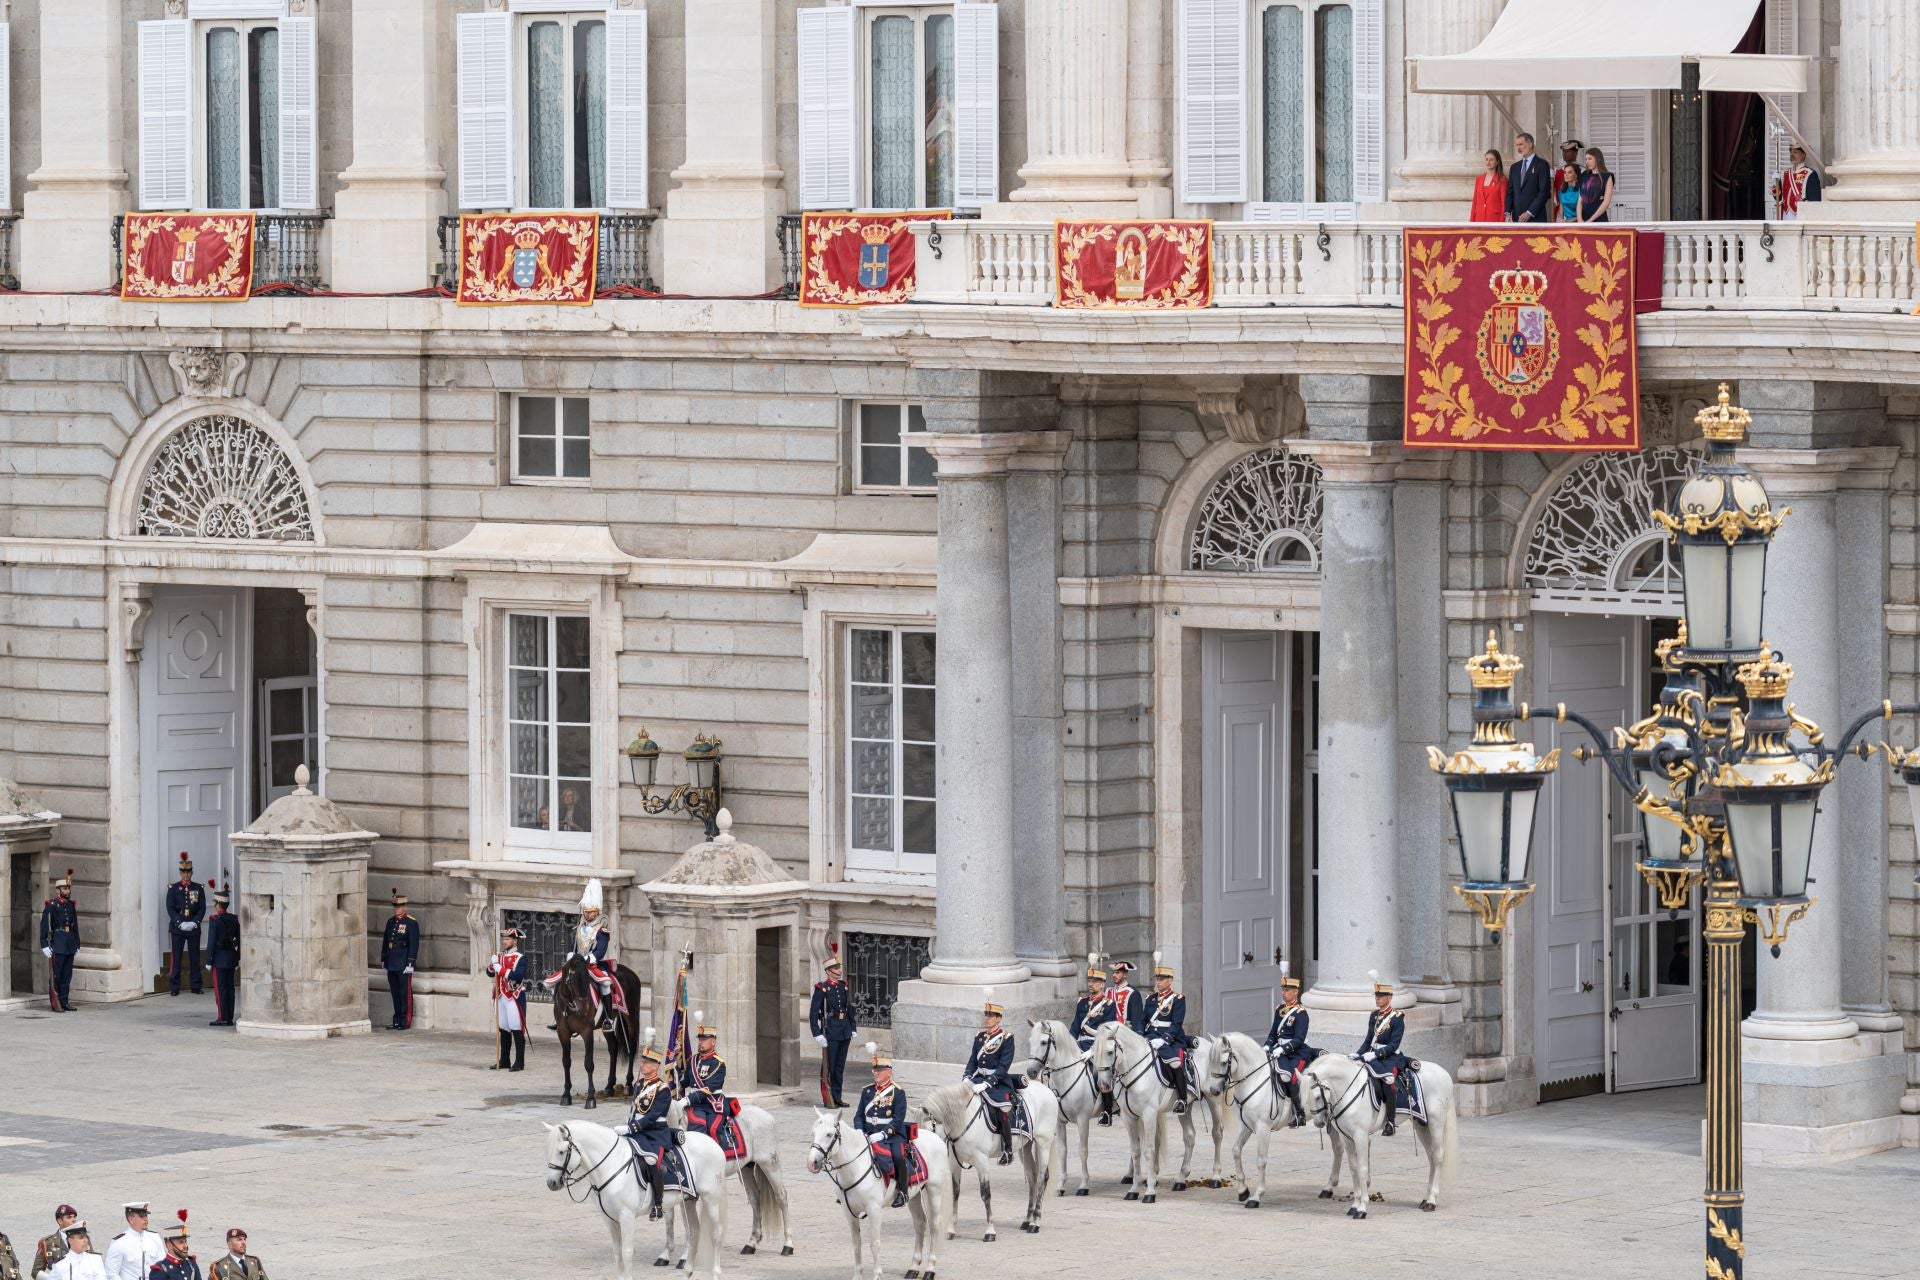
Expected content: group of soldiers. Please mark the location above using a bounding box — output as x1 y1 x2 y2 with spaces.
1 1204 266 1280
36 859 241 1024
620 1018 735 1220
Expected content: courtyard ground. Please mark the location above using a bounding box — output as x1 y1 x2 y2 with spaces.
2 996 1915 1279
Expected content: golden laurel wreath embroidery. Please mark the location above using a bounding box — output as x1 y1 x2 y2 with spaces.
124 216 253 299
1409 233 1633 444
1057 222 1210 310
803 216 920 306
461 216 597 303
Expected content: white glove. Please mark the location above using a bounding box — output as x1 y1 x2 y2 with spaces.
42 947 52 958
181 921 198 932
970 1081 987 1094
404 965 414 975
1149 1037 1165 1050
814 1034 828 1047
1362 1052 1376 1063
1348 1053 1361 1061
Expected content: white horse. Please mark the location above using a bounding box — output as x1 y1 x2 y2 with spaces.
807 1110 953 1280
1179 1034 1231 1190
1025 1019 1102 1196
916 1081 1062 1240
1204 1030 1350 1209
663 1094 794 1263
1300 1053 1459 1219
1089 1020 1186 1202
543 1119 730 1280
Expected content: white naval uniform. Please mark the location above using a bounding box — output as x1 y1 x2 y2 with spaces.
102 1230 162 1280
47 1251 109 1280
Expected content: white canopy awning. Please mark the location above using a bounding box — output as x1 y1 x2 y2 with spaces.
1410 0 1808 95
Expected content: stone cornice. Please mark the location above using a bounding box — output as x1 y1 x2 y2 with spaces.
1733 445 1903 494
1290 438 1404 484
922 431 1068 477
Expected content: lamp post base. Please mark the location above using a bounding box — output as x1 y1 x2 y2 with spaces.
1703 877 1747 1279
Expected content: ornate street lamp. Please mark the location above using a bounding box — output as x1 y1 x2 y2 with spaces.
1426 384 1920 1280
624 728 725 837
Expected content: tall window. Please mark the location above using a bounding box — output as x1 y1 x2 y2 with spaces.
867 8 954 209
848 627 937 878
204 22 280 209
854 402 935 491
1258 1 1352 204
525 15 608 209
512 395 591 484
508 613 593 846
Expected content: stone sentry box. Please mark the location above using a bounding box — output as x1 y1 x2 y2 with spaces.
229 766 377 1039
0 777 60 1010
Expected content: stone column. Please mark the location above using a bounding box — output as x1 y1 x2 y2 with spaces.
1392 0 1511 216
329 0 449 293
1009 436 1075 979
228 768 376 1039
1394 458 1455 1007
0 780 60 1011
1002 0 1139 215
1295 375 1407 1032
663 0 786 294
19 0 128 291
1803 0 1920 214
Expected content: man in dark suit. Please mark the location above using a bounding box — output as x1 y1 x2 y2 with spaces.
205 882 241 1027
1505 132 1550 223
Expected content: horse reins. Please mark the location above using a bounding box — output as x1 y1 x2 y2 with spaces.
810 1123 881 1218
1033 1027 1097 1103
1215 1045 1282 1123
550 1130 643 1218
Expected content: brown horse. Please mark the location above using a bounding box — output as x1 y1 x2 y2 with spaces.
552 953 642 1109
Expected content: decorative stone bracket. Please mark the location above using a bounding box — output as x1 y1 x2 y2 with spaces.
168 347 248 400
1193 379 1306 445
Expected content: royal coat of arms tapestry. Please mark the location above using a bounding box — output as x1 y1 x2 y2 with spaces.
1403 227 1640 452
119 213 256 302
797 212 949 307
455 213 599 305
1054 219 1213 310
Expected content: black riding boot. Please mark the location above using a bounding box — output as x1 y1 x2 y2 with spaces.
1097 1091 1116 1127
891 1144 909 1207
997 1112 1015 1166
493 1029 511 1070
511 1030 527 1071
1285 1080 1306 1127
1170 1066 1189 1115
647 1158 666 1220
1378 1080 1397 1137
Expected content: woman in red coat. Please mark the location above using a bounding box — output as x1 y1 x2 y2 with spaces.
1470 149 1507 223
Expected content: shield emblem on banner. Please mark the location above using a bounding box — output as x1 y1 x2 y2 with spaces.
512 246 541 290
170 239 199 285
859 242 892 290
1486 302 1550 385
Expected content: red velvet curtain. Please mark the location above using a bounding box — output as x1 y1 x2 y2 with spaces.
1707 8 1766 220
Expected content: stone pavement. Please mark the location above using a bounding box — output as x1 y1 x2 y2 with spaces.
2 996 1915 1279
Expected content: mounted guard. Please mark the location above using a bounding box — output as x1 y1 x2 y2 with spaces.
625 1032 676 1221
1068 953 1108 1052
855 1042 914 1209
545 877 625 1031
1086 957 1144 1125
684 1015 741 1157
963 989 1020 1166
1145 952 1193 1115
1353 970 1409 1136
1262 961 1316 1127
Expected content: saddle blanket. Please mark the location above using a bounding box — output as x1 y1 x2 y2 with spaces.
625 1139 698 1199
1150 1051 1190 1093
689 1109 749 1162
871 1140 930 1190
1398 1067 1430 1126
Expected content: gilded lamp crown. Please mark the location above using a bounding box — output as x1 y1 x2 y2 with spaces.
1489 268 1548 305
1734 646 1793 700
1466 630 1524 690
1695 383 1752 444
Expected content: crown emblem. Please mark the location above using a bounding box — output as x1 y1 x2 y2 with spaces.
1694 383 1752 443
512 225 543 250
1734 645 1793 700
860 222 892 246
1466 630 1524 690
1489 267 1549 305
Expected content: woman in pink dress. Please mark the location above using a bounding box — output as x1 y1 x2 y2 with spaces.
1470 149 1507 222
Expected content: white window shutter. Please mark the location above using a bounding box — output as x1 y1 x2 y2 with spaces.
277 15 318 210
952 2 1000 209
0 25 12 211
456 12 514 210
1350 0 1385 204
1581 91 1655 222
138 20 193 210
1176 0 1246 204
604 9 649 208
1764 0 1800 186
797 4 856 209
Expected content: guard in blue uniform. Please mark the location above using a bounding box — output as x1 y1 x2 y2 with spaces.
626 1040 674 1220
808 950 857 1107
855 1043 912 1208
380 889 420 1030
1263 962 1316 1127
1086 958 1144 1125
1068 953 1108 1052
1353 971 1408 1137
686 1019 729 1142
38 870 79 1013
165 855 206 996
148 1210 201 1280
1145 953 1192 1115
963 990 1019 1166
204 883 240 1028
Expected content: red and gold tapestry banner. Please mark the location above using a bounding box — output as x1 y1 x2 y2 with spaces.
456 212 599 306
1054 219 1213 311
1403 227 1640 453
119 213 255 302
797 211 949 308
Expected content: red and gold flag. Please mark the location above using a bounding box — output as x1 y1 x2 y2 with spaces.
1054 219 1213 311
797 211 948 308
1403 227 1640 452
119 213 255 302
455 212 599 306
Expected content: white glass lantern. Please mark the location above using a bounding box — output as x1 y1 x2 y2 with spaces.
1717 649 1828 916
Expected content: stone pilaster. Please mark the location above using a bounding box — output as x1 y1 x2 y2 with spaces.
19 0 128 291
1395 455 1456 1010
328 0 450 293
1802 0 1920 214
663 0 785 294
1392 0 1511 216
1000 0 1145 217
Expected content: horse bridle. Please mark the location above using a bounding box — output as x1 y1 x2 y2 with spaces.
547 1128 641 1215
1212 1042 1282 1121
1032 1026 1096 1102
809 1122 880 1213
1097 1033 1159 1117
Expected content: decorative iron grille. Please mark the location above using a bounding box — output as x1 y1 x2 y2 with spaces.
502 909 576 1005
0 213 20 292
845 931 930 1028
775 213 803 298
1188 447 1324 572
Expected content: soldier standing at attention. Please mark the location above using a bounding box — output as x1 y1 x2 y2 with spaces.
856 1043 912 1208
43 1223 103 1280
808 949 856 1107
380 889 420 1031
39 871 79 1013
165 855 206 997
207 1230 264 1280
486 926 531 1071
144 1214 197 1280
31 1206 77 1278
102 1203 161 1280
204 883 240 1028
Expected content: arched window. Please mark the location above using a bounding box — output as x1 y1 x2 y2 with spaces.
1523 446 1700 612
135 414 314 542
1188 447 1323 573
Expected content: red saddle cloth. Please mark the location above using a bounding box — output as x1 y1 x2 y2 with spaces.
688 1102 748 1161
872 1131 928 1190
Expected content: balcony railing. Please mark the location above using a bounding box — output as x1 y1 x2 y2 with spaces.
909 219 1919 315
109 212 332 292
0 213 19 292
776 213 803 298
433 212 658 294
